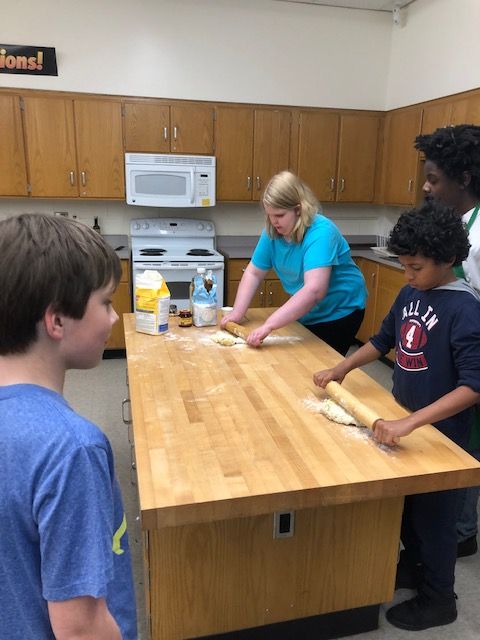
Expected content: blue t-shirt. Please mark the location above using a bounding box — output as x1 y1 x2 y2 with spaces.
251 214 366 324
371 283 480 448
0 384 137 640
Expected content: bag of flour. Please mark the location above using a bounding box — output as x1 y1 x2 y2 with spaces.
192 268 218 327
135 270 170 335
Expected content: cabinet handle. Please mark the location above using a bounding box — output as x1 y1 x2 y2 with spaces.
256 176 261 190
247 176 252 191
173 126 178 140
340 178 345 192
81 171 87 187
122 398 132 425
408 179 414 192
163 126 168 141
330 178 335 191
69 170 75 186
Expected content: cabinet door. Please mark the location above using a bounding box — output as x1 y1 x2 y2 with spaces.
124 102 170 152
374 265 405 361
74 100 125 198
264 279 290 307
354 258 378 344
252 108 291 201
170 103 214 154
0 95 28 196
420 102 452 134
23 96 78 197
450 94 480 125
336 115 380 203
297 111 339 202
215 106 254 200
106 260 131 350
383 109 422 205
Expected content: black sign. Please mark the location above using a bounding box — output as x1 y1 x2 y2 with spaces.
0 44 58 76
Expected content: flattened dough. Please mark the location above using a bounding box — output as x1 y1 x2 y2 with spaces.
210 331 238 346
317 398 363 427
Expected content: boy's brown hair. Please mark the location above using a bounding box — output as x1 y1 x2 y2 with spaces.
0 214 121 355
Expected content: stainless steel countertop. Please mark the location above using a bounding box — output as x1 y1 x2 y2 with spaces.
102 234 130 260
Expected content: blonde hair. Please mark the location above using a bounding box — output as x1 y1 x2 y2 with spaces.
262 171 320 243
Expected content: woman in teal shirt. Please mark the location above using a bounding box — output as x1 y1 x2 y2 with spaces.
221 171 366 355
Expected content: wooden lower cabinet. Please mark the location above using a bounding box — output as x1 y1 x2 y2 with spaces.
106 259 131 349
354 257 405 361
226 258 290 308
144 498 402 639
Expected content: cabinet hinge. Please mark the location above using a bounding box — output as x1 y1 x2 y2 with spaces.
121 103 125 117
19 97 25 111
26 183 32 194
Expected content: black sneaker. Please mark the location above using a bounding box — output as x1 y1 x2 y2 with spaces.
386 591 457 631
457 535 477 558
395 550 424 589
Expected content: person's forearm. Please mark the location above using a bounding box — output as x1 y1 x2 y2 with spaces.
261 286 322 331
49 597 122 640
400 386 480 432
232 268 264 316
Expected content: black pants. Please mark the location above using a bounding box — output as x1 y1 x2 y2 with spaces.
401 489 461 598
304 308 365 356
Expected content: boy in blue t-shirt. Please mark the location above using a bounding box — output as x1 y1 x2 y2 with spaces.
0 214 137 639
313 201 480 632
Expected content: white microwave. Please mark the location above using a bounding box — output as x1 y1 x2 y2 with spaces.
125 153 216 208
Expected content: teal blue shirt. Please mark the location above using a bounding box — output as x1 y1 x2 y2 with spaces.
251 214 366 324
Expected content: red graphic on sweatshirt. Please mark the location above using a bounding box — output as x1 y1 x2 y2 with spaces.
397 319 428 371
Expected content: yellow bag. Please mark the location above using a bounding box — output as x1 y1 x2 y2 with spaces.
135 270 170 335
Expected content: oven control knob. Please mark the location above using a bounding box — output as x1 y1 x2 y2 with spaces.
197 223 204 231
142 223 149 230
133 223 141 230
206 224 213 232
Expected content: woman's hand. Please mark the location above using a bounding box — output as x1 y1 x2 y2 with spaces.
246 323 272 347
313 366 347 388
220 309 243 328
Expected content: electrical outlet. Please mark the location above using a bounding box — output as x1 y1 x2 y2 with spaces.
54 211 68 217
273 511 295 539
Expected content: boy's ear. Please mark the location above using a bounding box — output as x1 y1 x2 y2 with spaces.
43 304 65 340
461 171 472 189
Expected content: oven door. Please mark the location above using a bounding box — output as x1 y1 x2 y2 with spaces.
132 262 224 311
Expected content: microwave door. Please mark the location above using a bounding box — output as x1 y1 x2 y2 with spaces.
128 164 192 207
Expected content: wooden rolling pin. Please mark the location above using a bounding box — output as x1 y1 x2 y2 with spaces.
224 321 250 341
325 381 382 430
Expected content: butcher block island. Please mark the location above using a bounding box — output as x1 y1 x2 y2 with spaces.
124 310 480 640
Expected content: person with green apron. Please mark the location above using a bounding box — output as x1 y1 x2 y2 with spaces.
415 124 480 559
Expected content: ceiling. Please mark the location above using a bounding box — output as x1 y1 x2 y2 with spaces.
273 0 415 11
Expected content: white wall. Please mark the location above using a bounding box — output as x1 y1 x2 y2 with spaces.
3 0 391 109
386 0 480 109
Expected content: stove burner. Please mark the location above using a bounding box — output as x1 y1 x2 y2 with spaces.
187 249 214 256
140 248 166 256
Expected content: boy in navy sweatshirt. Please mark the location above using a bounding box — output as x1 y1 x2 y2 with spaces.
313 201 480 631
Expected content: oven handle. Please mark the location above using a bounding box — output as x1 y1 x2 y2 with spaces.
133 262 224 271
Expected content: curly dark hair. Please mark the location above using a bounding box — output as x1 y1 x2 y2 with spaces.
388 201 470 266
415 124 480 197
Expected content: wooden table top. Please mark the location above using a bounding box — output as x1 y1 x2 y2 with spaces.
124 310 480 530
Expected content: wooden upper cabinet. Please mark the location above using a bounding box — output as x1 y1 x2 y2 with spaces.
382 108 423 205
450 94 480 125
214 105 291 201
297 111 339 202
336 114 380 202
23 96 124 198
420 102 452 134
74 100 124 198
23 96 78 197
124 101 214 154
0 95 28 196
251 109 291 200
214 105 254 201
